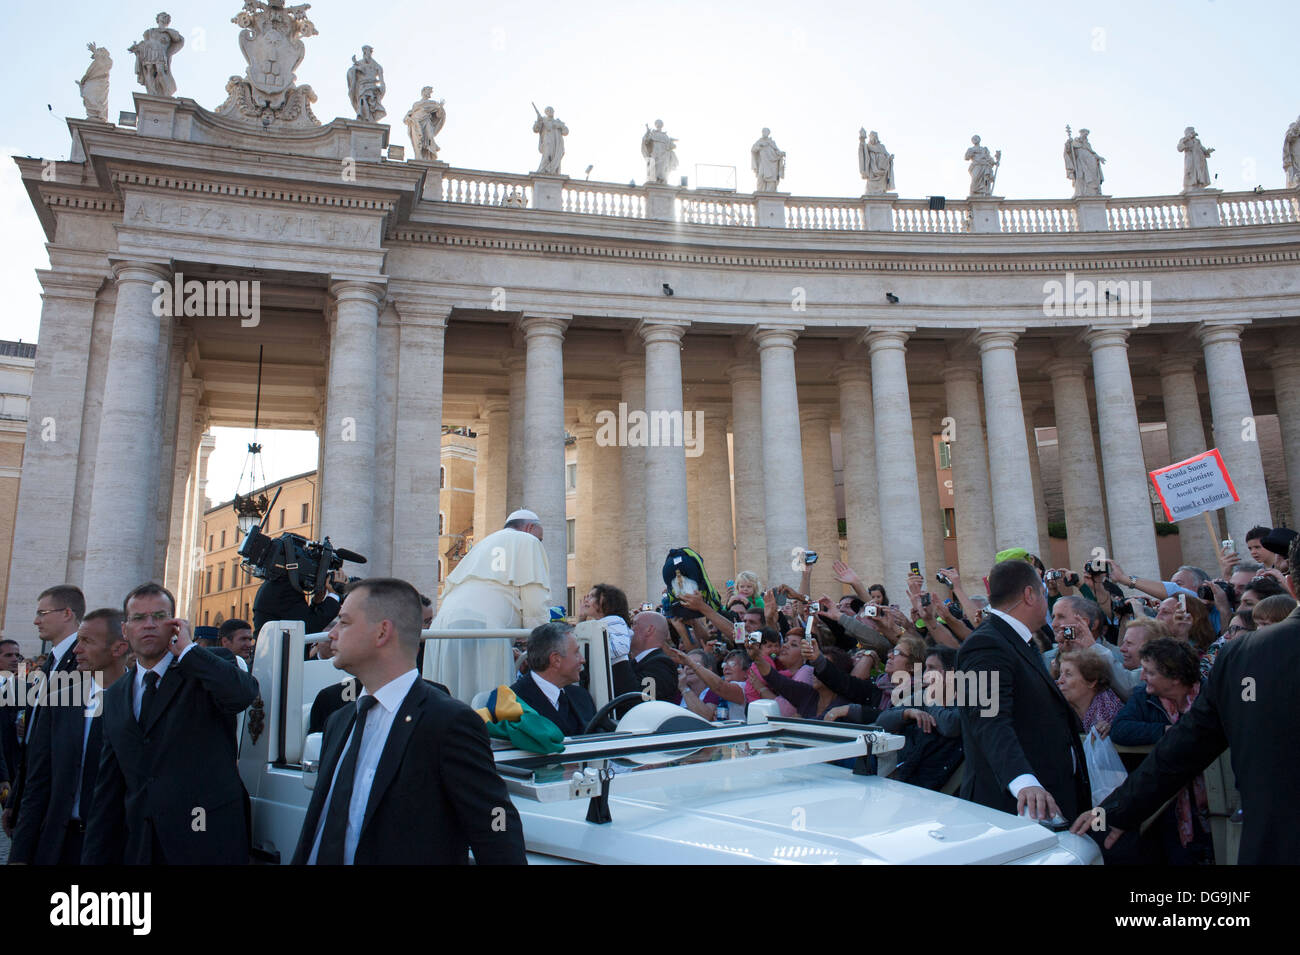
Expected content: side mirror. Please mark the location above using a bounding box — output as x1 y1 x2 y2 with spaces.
302 731 323 790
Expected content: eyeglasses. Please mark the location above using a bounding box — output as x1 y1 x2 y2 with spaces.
35 608 68 616
127 611 170 624
1225 625 1248 636
889 648 908 658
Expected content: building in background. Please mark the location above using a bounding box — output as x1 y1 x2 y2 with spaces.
0 341 36 628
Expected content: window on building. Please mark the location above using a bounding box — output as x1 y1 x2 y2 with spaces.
214 613 224 626
206 569 212 594
208 535 213 551
939 441 953 470
439 512 445 536
217 567 224 591
204 611 209 626
437 559 443 582
243 603 250 620
439 467 446 489
943 508 957 539
230 605 235 620
279 509 285 529
566 586 576 617
566 463 577 492
566 518 575 556
301 502 309 524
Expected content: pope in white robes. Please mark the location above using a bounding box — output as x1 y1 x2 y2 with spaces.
428 509 552 702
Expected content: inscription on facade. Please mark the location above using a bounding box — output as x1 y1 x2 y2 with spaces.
123 196 380 247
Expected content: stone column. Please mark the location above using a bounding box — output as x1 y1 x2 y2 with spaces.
975 328 1039 554
1157 354 1220 571
81 261 173 609
1268 348 1300 525
505 354 527 513
481 398 511 533
1045 358 1110 571
640 320 690 600
728 360 767 584
686 451 701 550
389 304 447 596
836 363 884 587
911 404 947 581
2 267 102 640
182 432 214 621
1197 322 1273 545
800 405 840 580
587 403 626 594
163 378 200 597
1086 328 1160 576
320 279 383 572
1022 400 1053 559
863 328 925 600
619 358 648 603
471 413 489 545
370 307 400 577
697 405 735 585
755 325 808 588
943 362 996 588
573 418 597 597
521 314 570 601
152 327 186 581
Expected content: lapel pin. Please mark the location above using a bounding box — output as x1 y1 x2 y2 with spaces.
404 715 412 722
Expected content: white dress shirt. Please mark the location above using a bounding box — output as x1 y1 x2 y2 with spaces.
131 644 195 721
308 668 418 865
49 632 78 671
983 607 1049 801
529 669 563 709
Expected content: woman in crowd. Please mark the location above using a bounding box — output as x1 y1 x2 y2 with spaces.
579 583 634 660
677 648 723 720
1053 649 1123 735
1154 594 1215 651
868 584 888 606
1237 573 1288 614
1111 637 1213 864
1199 610 1254 680
746 641 853 719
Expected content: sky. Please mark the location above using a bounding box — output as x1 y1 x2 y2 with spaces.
0 0 1295 499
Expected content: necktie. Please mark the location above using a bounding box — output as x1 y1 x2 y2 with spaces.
557 688 577 735
138 671 159 727
316 696 379 865
76 717 103 821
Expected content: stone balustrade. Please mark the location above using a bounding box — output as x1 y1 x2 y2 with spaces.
429 165 1300 234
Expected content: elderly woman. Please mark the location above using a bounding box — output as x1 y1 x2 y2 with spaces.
1110 637 1213 864
677 649 724 719
1053 649 1122 736
746 630 818 716
1154 594 1215 651
1044 595 1131 701
747 641 853 720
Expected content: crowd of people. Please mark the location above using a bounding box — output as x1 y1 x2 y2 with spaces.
1 513 1296 866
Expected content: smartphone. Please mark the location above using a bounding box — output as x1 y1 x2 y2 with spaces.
803 551 819 565
1221 539 1234 554
734 622 745 643
1177 593 1187 612
909 561 920 576
920 592 932 607
774 590 788 607
1045 570 1062 582
1061 626 1075 641
725 579 735 589
804 615 815 638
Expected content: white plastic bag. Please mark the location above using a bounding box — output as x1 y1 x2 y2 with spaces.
1083 726 1128 805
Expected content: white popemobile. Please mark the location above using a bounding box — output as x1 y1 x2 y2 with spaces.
239 620 1100 865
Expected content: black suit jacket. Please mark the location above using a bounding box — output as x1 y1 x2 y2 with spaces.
9 647 78 830
509 674 595 737
291 677 525 865
9 669 108 865
1101 608 1300 864
955 614 1089 820
81 645 259 865
612 650 683 708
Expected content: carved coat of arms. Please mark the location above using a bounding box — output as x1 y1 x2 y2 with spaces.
216 0 320 127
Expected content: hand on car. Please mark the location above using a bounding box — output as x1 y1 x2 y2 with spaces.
1016 785 1063 823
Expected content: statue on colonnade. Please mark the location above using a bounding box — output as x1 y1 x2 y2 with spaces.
129 12 184 97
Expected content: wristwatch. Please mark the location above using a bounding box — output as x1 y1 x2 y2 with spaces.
1128 575 1137 588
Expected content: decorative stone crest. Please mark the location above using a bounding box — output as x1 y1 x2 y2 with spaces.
215 0 320 128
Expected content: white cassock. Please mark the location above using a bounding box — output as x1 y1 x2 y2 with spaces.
428 527 551 702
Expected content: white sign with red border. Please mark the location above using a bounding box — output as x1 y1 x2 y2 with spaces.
1149 448 1239 523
